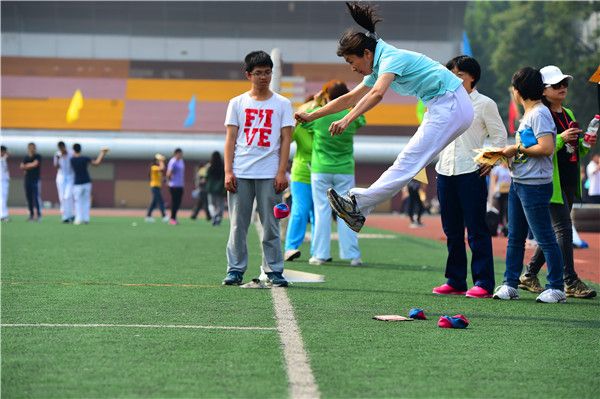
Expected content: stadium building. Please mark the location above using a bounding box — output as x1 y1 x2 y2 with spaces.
1 1 467 211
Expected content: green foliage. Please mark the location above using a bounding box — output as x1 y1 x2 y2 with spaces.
465 1 600 143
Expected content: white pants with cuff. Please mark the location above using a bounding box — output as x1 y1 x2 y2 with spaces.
312 173 360 260
1 179 9 219
350 86 474 215
73 183 92 224
56 175 74 221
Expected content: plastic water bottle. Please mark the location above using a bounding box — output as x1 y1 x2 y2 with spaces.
583 114 600 148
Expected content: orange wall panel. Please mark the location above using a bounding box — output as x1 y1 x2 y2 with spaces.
126 79 250 101
1 98 124 130
364 104 419 126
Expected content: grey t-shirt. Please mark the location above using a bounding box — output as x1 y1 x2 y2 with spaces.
510 104 556 184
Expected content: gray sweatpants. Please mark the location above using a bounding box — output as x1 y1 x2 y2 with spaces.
226 178 283 274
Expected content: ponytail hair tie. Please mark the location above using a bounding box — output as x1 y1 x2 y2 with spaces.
365 31 379 40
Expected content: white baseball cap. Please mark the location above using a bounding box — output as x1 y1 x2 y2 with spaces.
540 65 573 86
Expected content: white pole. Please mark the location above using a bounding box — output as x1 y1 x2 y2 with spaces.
270 48 282 94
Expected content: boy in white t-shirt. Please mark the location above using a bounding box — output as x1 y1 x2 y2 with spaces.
222 51 294 287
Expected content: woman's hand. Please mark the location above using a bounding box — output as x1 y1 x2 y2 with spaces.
478 164 493 177
501 145 518 158
294 112 314 124
560 127 581 143
587 134 597 147
329 118 350 136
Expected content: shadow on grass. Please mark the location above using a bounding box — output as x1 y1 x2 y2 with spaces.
467 311 600 329
291 285 403 296
301 262 442 273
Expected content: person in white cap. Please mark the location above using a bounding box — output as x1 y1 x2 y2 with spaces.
519 65 597 299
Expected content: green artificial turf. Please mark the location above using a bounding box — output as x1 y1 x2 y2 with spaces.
1 215 599 398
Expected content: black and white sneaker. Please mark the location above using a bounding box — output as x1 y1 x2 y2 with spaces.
326 188 365 233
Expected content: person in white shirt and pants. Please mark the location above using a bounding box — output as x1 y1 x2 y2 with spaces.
433 56 507 298
54 141 75 223
586 154 600 203
1 146 9 221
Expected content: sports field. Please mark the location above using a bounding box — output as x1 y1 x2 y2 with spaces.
2 215 599 398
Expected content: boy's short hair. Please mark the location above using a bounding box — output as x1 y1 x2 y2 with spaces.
327 82 349 101
1 145 6 152
512 67 544 101
58 141 66 148
446 55 481 89
73 143 82 153
244 51 273 73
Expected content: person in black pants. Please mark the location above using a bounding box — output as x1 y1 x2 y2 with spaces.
433 56 507 298
406 180 424 227
166 148 185 225
20 142 42 221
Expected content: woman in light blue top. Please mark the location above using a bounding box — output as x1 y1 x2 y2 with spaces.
295 2 474 233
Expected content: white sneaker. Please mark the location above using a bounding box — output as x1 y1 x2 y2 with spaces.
350 258 363 266
144 217 155 223
162 216 170 223
309 257 327 266
284 249 301 262
536 289 567 303
493 285 520 300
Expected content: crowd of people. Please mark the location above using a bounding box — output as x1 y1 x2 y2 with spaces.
220 2 598 300
0 143 226 227
1 2 598 302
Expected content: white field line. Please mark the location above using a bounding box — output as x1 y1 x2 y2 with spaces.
1 323 277 331
252 216 320 398
272 288 320 399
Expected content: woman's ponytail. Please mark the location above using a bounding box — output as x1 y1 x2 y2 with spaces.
346 2 382 35
337 2 382 58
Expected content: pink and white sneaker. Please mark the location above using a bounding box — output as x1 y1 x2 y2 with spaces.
465 286 492 298
168 219 179 225
432 284 467 295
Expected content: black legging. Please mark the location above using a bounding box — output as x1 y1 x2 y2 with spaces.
24 179 41 218
169 187 184 220
495 193 508 227
407 185 423 223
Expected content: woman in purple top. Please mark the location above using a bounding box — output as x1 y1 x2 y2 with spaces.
166 148 185 225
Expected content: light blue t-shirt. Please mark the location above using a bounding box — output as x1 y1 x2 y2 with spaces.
511 103 556 185
362 39 462 102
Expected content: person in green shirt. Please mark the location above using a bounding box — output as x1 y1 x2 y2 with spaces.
305 81 366 266
284 96 318 261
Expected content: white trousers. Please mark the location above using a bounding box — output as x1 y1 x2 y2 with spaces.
1 179 9 218
56 175 74 221
350 86 474 215
73 183 92 223
312 173 360 260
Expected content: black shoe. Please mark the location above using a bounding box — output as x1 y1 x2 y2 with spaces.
222 271 244 286
266 272 288 287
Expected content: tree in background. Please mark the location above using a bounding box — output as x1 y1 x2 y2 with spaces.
465 1 600 144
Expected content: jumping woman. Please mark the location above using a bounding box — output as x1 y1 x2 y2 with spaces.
295 2 474 232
